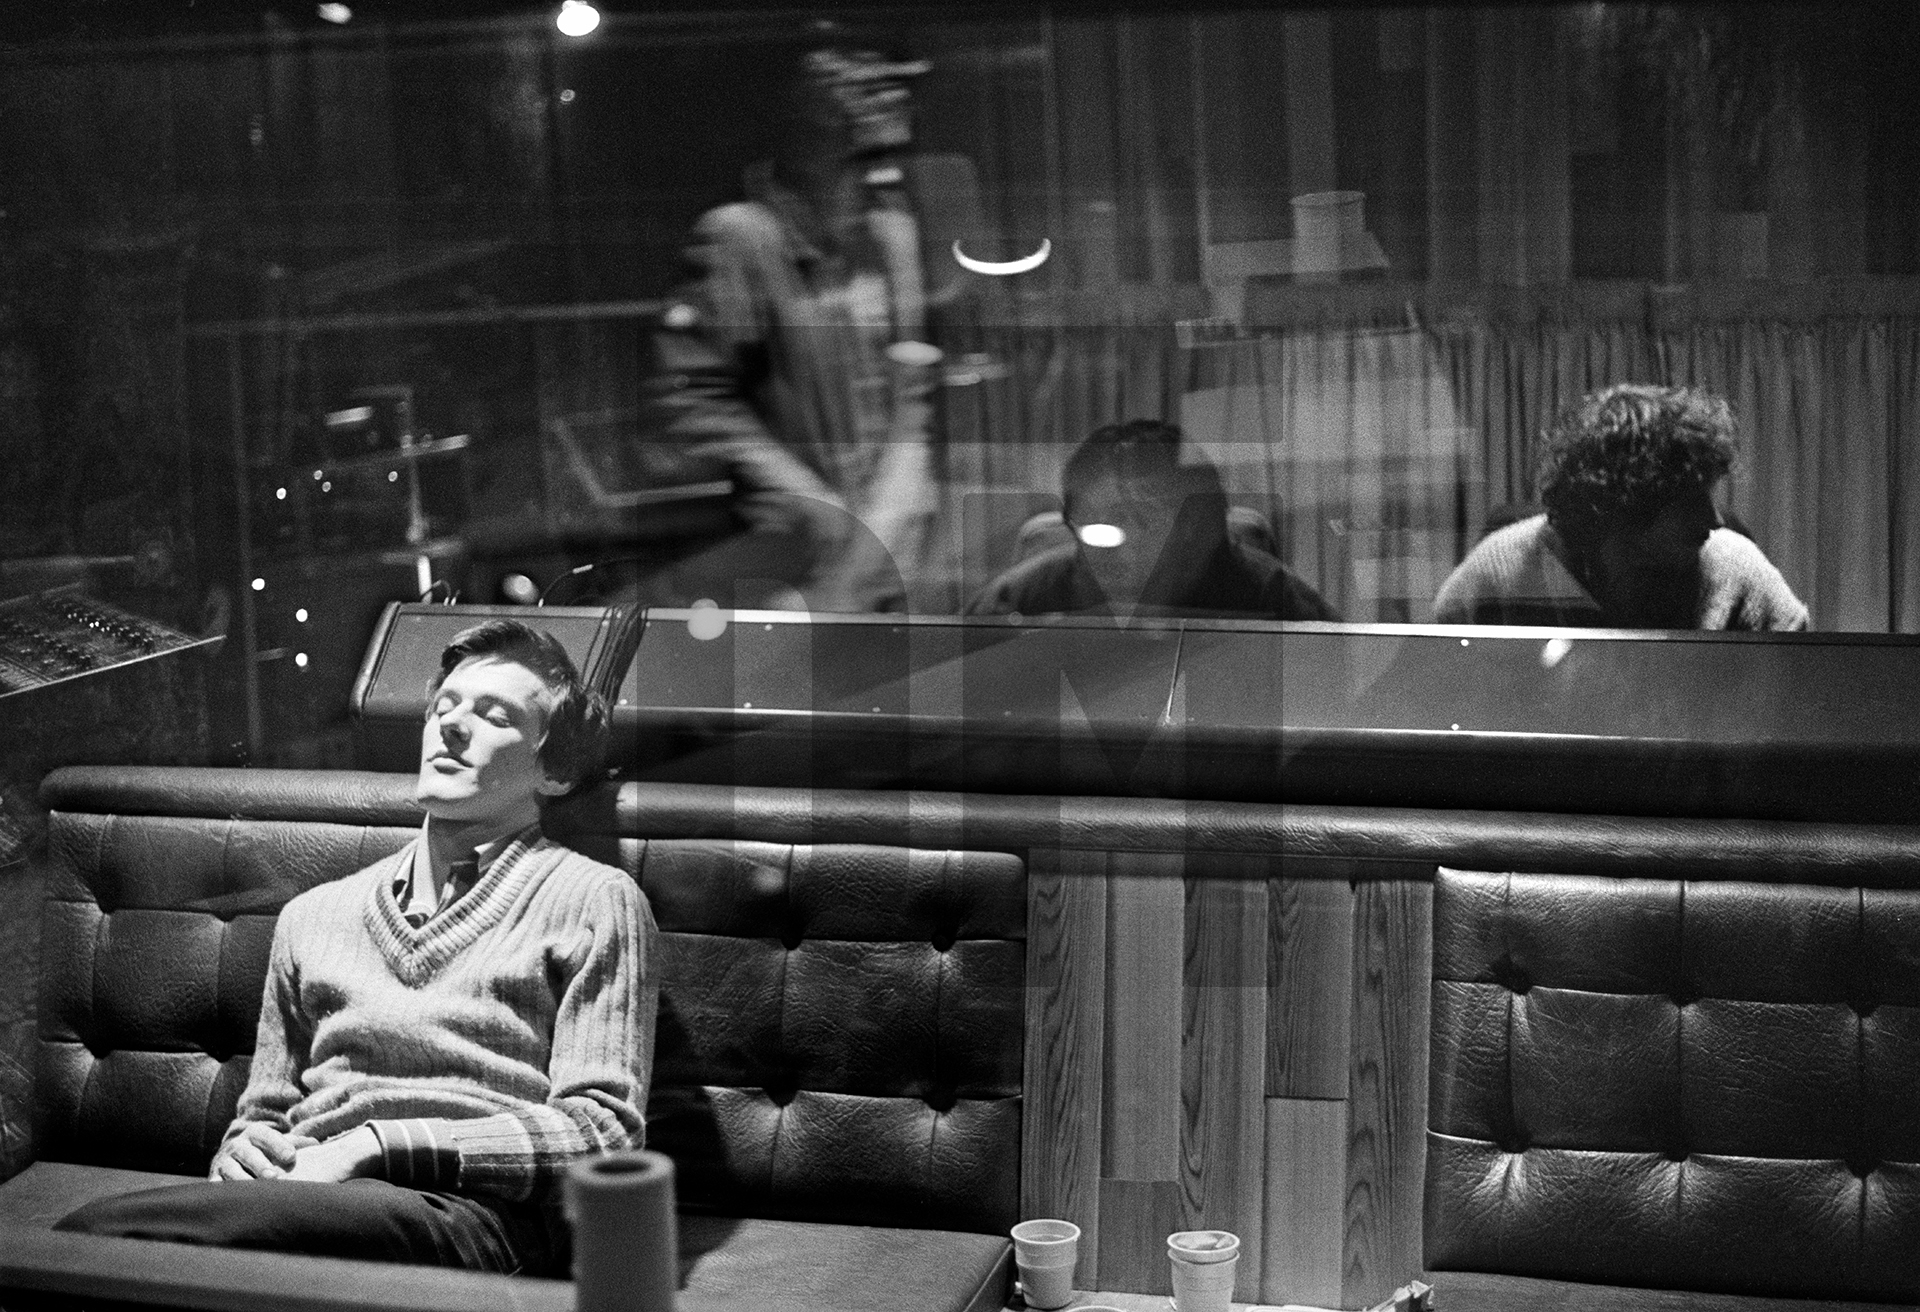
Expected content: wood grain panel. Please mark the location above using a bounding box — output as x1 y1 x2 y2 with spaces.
1096 1177 1183 1297
1050 15 1122 289
1261 1096 1349 1308
1103 850 1184 1181
1267 871 1355 1099
1342 878 1434 1310
1181 859 1270 1303
1023 846 1108 1291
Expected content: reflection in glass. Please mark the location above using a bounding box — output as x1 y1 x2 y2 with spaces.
2 1 1919 767
1434 384 1809 630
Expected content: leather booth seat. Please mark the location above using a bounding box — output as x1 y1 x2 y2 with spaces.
1428 867 1920 1308
0 767 1022 1312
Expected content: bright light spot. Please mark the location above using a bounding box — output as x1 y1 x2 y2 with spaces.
250 577 266 592
951 237 1052 276
387 470 399 483
320 481 332 492
294 652 309 668
1076 522 1126 549
1541 636 1573 669
501 574 539 605
316 3 351 22
559 88 576 104
274 486 287 500
313 469 324 480
687 598 727 641
555 0 599 37
886 340 943 368
295 608 309 623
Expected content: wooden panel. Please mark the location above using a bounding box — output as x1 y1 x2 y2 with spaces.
1341 878 1434 1310
1472 7 1570 285
1261 1096 1349 1308
1051 16 1123 289
1096 1177 1182 1297
1181 859 1270 1303
1283 11 1336 195
1103 851 1184 1181
1267 871 1355 1099
1425 9 1478 280
1023 846 1108 1291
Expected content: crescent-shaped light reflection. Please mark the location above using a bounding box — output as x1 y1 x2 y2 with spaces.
952 237 1051 276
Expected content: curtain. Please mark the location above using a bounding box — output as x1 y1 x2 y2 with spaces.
1179 309 1920 632
1182 327 1481 621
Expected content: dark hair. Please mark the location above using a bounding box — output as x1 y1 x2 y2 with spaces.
1062 419 1197 511
428 619 608 794
1537 384 1737 534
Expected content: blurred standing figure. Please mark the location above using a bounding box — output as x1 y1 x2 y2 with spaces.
1434 384 1809 629
967 420 1338 621
646 32 965 612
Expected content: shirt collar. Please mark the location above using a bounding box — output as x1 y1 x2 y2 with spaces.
393 821 540 916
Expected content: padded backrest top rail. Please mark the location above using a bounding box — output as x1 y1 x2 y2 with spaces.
44 767 1920 887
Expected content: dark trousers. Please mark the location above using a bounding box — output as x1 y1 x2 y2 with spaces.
54 1178 557 1275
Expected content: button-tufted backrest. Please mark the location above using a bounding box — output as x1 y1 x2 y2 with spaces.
32 768 1026 1240
583 837 1026 1235
1427 868 1920 1302
35 806 415 1173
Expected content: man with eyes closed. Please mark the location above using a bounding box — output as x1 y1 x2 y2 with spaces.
57 619 658 1276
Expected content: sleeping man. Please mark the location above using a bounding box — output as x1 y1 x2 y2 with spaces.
57 618 658 1276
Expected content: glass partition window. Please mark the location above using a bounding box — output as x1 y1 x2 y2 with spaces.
1 2 1917 761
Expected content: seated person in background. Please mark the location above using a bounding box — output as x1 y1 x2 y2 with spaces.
1433 384 1809 630
967 418 1337 620
58 619 658 1276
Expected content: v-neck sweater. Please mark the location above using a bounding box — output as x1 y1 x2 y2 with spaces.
222 835 657 1204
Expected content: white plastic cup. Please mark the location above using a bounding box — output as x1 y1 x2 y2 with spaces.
1168 1230 1241 1312
1010 1218 1080 1310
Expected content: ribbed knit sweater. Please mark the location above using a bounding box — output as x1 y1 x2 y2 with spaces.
222 833 657 1205
1433 513 1811 630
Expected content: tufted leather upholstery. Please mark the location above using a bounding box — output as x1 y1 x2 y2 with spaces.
1428 867 1920 1302
635 841 1025 1233
36 811 415 1173
29 768 1025 1242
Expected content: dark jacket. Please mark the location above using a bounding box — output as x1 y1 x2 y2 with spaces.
966 537 1340 622
645 156 981 498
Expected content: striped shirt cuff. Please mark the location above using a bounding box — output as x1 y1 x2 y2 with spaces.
366 1119 461 1191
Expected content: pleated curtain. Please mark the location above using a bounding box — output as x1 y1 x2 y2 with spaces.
1180 311 1920 632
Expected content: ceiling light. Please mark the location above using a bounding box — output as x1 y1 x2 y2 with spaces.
556 1 600 37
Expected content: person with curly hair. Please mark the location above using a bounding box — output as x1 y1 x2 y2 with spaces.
1434 384 1809 629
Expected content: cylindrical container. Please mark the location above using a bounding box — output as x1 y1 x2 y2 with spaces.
1010 1217 1080 1310
1291 190 1367 282
566 1149 678 1312
1167 1230 1241 1312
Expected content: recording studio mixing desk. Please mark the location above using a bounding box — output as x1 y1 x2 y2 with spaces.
0 589 215 698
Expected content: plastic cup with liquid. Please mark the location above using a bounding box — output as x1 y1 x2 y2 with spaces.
1010 1218 1080 1309
1167 1229 1240 1312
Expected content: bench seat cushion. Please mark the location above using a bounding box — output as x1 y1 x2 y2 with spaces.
677 1213 1010 1312
0 1162 1011 1312
1430 1270 1920 1312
